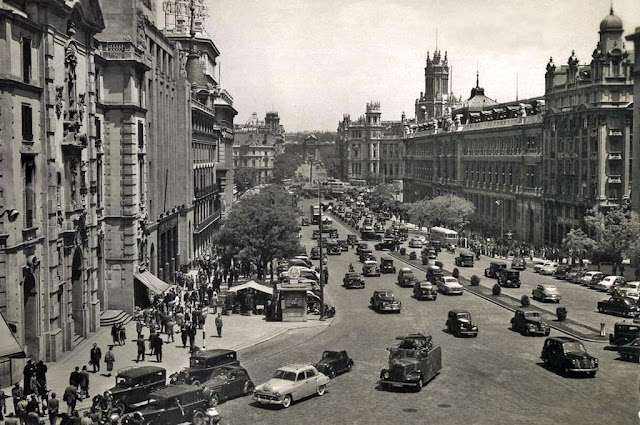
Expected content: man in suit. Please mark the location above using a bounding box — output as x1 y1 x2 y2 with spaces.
89 343 102 373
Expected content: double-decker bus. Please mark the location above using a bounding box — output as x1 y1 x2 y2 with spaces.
429 227 459 248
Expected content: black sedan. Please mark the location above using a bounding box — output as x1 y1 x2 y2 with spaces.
314 350 354 379
597 297 640 317
201 365 255 407
613 337 640 362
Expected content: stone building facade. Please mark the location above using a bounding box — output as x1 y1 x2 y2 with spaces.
0 0 105 383
415 50 450 123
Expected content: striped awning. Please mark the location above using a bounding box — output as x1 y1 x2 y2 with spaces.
134 271 172 295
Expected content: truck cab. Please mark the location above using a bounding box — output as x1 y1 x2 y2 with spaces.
379 334 442 391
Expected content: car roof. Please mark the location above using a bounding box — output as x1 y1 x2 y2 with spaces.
427 265 441 270
116 366 166 379
191 349 236 359
503 268 519 273
546 336 577 343
375 289 393 293
400 267 411 272
491 261 507 266
277 364 315 373
364 260 377 265
150 384 200 398
449 309 470 315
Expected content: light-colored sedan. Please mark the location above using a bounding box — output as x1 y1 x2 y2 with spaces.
596 275 626 293
580 271 604 286
531 284 562 303
253 365 330 408
408 238 424 248
539 262 559 276
438 276 464 295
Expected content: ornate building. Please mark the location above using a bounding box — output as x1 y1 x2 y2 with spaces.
542 7 634 245
0 0 105 383
415 50 450 123
627 18 640 212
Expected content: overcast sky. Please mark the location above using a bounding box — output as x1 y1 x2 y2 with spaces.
200 0 640 132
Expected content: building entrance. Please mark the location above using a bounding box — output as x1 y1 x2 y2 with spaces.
71 248 84 337
23 270 38 357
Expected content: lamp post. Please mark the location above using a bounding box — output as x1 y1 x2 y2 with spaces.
0 209 19 222
495 199 504 241
318 182 325 321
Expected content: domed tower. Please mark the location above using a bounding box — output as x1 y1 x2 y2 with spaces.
415 49 450 123
592 6 629 82
599 6 624 52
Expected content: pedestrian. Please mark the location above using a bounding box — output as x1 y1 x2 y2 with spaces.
180 326 188 348
111 324 120 346
89 343 102 373
28 373 39 403
136 334 146 362
0 390 7 423
36 360 48 395
26 394 41 422
135 320 143 337
104 346 115 377
215 313 223 338
48 393 59 425
62 386 77 415
69 367 81 389
79 366 89 399
149 327 157 356
11 382 23 414
23 359 36 395
155 337 163 363
80 411 92 425
188 323 196 350
4 413 19 425
166 318 175 343
15 396 27 422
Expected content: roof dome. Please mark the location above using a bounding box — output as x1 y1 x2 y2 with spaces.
600 7 623 32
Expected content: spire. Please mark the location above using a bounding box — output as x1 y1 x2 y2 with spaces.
610 0 614 15
435 28 438 52
476 68 479 88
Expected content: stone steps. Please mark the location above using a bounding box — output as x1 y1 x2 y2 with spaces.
99 310 133 327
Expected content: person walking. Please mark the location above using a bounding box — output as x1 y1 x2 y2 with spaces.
136 334 146 363
111 324 120 346
62 385 77 415
23 359 36 395
15 397 27 423
148 328 157 356
104 346 115 377
11 382 23 415
155 337 163 363
0 390 7 423
35 361 47 396
48 393 59 425
188 323 196 350
166 318 175 343
215 313 223 338
89 343 102 373
78 366 89 399
180 325 188 348
69 367 81 389
135 320 143 337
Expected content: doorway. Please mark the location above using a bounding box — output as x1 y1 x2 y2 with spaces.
23 270 38 357
71 248 84 337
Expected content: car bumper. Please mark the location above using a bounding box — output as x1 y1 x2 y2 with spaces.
568 367 598 373
254 394 284 405
445 288 464 295
379 379 416 388
527 328 550 335
458 329 478 336
417 293 437 300
346 284 365 289
380 305 401 312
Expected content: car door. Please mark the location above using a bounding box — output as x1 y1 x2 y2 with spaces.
336 352 347 373
549 341 564 369
227 370 244 398
293 371 307 399
304 368 317 396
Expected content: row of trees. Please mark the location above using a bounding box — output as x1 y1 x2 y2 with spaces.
408 195 476 230
213 185 302 281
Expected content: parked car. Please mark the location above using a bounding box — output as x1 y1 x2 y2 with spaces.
446 310 478 337
485 261 507 278
539 262 559 276
201 365 254 407
421 247 437 265
329 229 339 239
597 297 640 317
553 265 571 279
109 366 167 415
454 249 475 267
397 268 417 287
314 350 354 379
169 349 240 386
511 256 527 270
596 275 626 292
531 285 562 303
438 277 464 295
580 271 604 286
425 265 444 284
253 365 330 408
497 268 521 288
408 238 424 249
362 260 381 277
614 281 640 297
380 256 397 274
121 384 215 425
510 309 551 336
370 289 402 313
413 281 437 301
588 273 606 289
343 272 365 289
567 269 588 284
608 321 640 347
540 337 598 377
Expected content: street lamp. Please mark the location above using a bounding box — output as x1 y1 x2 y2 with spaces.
495 200 504 241
0 209 19 222
318 182 325 321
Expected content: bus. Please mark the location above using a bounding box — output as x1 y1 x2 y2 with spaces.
310 205 321 224
429 227 459 248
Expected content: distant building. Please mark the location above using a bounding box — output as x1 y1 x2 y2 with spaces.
415 50 451 123
233 112 285 185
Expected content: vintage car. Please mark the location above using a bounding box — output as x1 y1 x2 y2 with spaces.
108 366 167 415
362 260 381 277
312 229 320 240
380 256 397 274
531 284 562 303
597 297 640 317
541 337 598 377
314 350 354 379
169 349 240 386
408 237 424 249
253 364 330 408
374 238 397 251
454 249 475 267
497 268 521 288
580 271 604 286
589 272 607 289
310 246 321 260
301 218 310 226
533 261 552 273
355 242 368 255
201 365 255 407
425 265 444 284
607 321 640 347
567 268 588 283
327 240 342 255
379 334 442 391
293 255 312 268
614 281 640 298
121 384 214 425
343 272 365 289
446 310 478 337
612 337 640 362
596 275 626 293
429 240 442 252
359 249 375 263
421 247 437 265
413 281 437 301
397 268 417 287
438 277 464 295
361 229 382 241
347 234 359 247
370 289 402 313
485 261 507 278
374 223 385 234
511 256 527 270
329 229 339 239
539 262 559 276
553 265 571 280
510 309 551 336
337 239 349 252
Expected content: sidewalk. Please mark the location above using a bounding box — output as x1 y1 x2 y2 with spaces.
5 310 331 414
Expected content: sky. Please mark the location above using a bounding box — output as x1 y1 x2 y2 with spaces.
195 0 640 132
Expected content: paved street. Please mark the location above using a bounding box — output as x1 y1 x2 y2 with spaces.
216 204 640 425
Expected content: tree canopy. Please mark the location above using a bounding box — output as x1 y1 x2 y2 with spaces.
272 151 303 183
408 195 475 230
368 183 399 211
213 185 302 280
234 168 258 193
561 228 595 264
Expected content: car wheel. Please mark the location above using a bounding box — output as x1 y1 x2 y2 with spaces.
244 381 255 395
209 392 220 407
415 378 423 392
347 362 353 372
598 306 604 313
113 402 126 416
317 385 326 396
192 410 206 425
191 379 201 386
589 371 597 378
282 394 292 408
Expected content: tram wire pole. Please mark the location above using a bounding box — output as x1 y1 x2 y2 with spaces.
318 182 325 321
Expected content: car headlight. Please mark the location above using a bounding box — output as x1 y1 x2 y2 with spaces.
384 371 390 379
572 359 579 366
594 358 598 365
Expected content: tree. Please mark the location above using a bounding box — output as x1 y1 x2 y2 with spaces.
213 185 302 282
561 228 595 265
272 152 303 183
234 168 258 193
409 195 475 230
368 183 397 211
316 144 341 180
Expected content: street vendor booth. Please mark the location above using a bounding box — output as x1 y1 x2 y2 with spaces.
227 280 273 315
277 267 312 322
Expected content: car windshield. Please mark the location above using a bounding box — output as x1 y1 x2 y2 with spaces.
190 358 206 368
444 278 458 284
208 369 229 380
562 341 587 355
544 286 559 293
272 370 296 381
456 312 470 319
323 351 339 359
378 291 393 297
116 376 132 386
524 311 541 319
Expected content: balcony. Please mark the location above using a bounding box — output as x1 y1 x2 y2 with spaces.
194 209 221 234
608 152 622 160
194 184 219 199
607 175 622 184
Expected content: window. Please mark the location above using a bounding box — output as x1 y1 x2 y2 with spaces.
296 372 305 382
95 117 102 142
305 369 316 379
138 121 144 148
96 158 103 208
22 104 33 141
22 37 31 83
23 158 35 228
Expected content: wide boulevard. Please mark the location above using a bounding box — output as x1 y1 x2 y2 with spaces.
219 200 639 425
